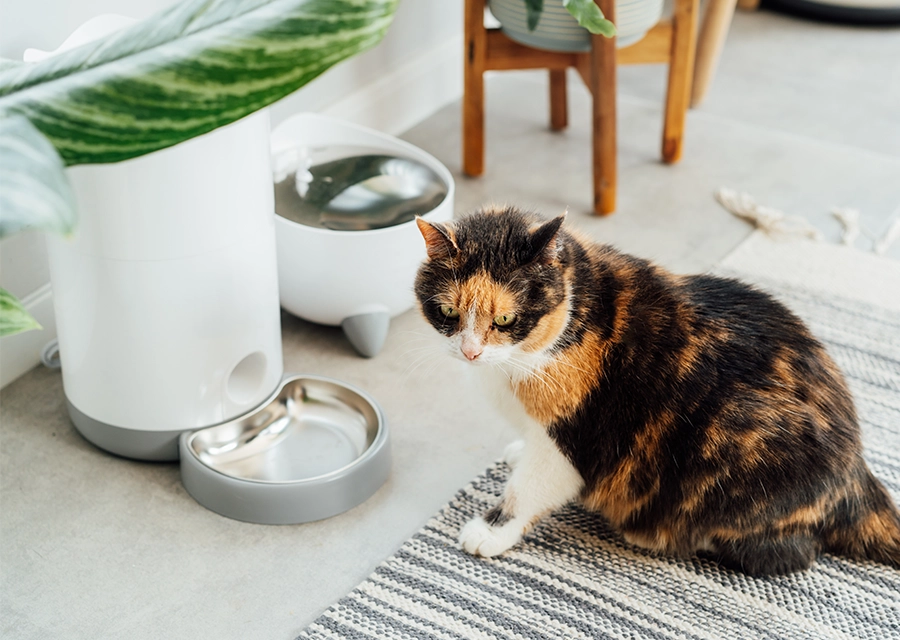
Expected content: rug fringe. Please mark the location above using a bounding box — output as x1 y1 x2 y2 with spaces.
831 207 862 248
717 188 898 256
875 218 900 255
715 188 822 242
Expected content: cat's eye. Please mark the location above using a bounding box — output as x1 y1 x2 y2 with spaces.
439 304 460 319
494 313 516 327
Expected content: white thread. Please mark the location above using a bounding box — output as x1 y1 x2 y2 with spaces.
874 218 900 255
831 207 861 247
715 188 822 241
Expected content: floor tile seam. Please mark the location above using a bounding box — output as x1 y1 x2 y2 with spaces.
616 93 900 165
484 73 900 164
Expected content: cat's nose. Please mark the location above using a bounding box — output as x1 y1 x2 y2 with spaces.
461 342 483 361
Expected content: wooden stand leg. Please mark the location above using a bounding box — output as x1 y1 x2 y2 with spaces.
691 0 736 107
463 0 487 176
662 0 698 164
549 69 568 131
590 0 617 215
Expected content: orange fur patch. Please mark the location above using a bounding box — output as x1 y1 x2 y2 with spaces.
520 291 570 353
449 273 519 346
623 527 674 553
679 473 721 515
773 494 831 533
857 508 900 545
582 411 671 525
514 331 607 425
454 273 517 318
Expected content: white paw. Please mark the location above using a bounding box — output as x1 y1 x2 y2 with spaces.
502 439 525 469
459 517 521 557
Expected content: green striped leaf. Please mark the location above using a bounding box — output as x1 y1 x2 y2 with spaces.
525 0 544 31
0 0 398 166
562 0 617 37
0 114 76 237
0 59 22 73
0 288 42 338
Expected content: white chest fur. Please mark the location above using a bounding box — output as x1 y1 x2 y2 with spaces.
471 365 542 437
459 363 585 558
469 364 582 490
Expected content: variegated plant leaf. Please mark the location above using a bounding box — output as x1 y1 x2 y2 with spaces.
0 0 398 166
0 287 42 337
0 59 22 73
525 0 544 31
562 0 617 37
0 114 76 237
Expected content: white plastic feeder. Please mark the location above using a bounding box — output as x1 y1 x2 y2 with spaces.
34 16 284 461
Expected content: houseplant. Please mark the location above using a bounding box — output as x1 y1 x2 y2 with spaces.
490 0 663 50
523 0 617 36
0 0 399 337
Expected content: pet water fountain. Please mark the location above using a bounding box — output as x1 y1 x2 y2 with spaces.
271 113 455 357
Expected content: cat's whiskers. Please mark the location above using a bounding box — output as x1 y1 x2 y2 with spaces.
399 345 443 362
420 293 446 306
397 335 444 357
502 356 565 396
397 339 439 353
546 354 594 376
399 354 434 381
393 328 438 338
399 345 446 381
420 353 452 382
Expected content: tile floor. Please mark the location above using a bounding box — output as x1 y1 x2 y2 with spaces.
2 8 899 640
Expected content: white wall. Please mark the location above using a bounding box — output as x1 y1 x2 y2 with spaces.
0 0 463 387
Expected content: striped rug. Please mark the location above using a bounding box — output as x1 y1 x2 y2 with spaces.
297 233 900 640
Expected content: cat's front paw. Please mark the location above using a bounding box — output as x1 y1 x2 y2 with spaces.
459 517 521 557
502 439 525 469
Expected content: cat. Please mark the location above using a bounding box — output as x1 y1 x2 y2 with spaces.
413 206 900 576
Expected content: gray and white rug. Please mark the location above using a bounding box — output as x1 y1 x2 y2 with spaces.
297 233 900 640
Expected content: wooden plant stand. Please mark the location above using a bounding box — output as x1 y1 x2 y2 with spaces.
463 0 699 215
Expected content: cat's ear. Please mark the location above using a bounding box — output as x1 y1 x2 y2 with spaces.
416 217 458 261
530 212 566 264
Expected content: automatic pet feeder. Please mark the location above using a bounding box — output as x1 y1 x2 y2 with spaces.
33 18 414 524
271 113 455 357
33 16 285 463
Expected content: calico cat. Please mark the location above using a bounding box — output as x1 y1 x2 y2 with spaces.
413 206 900 576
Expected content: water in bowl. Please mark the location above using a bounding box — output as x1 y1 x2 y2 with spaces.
273 144 448 231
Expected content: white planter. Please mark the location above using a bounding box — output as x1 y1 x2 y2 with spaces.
489 0 664 50
34 17 284 461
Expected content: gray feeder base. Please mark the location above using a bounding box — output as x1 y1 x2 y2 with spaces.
342 311 391 357
67 398 186 462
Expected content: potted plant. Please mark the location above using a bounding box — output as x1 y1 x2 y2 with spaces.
0 0 399 337
489 0 664 50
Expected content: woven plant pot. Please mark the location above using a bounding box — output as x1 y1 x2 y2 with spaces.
488 0 664 50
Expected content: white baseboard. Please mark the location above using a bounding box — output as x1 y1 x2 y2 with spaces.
0 284 57 389
322 33 463 136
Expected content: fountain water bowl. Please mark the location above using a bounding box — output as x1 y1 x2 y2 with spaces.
272 114 455 357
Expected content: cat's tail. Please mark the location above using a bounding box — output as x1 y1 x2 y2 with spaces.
826 469 900 568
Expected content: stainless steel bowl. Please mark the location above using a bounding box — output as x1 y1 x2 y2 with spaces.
274 148 448 231
179 374 390 524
